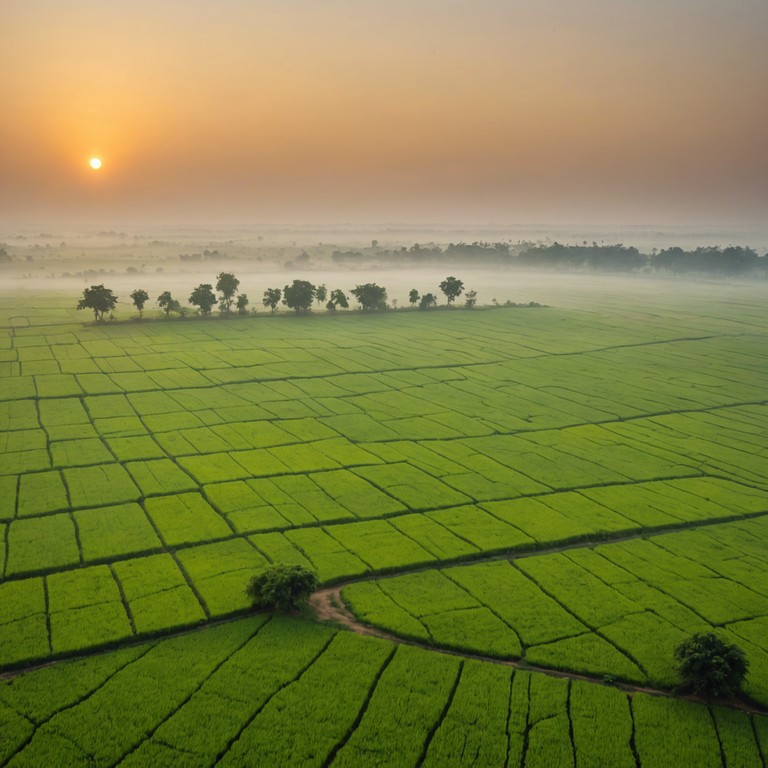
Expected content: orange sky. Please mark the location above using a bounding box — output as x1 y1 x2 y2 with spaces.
2 0 767 226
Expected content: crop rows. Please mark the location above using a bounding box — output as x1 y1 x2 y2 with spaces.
1 614 767 767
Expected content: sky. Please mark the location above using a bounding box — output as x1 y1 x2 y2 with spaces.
2 0 767 227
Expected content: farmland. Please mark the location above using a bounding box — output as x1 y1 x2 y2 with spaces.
0 275 767 766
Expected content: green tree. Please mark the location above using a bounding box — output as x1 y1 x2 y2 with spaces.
351 283 387 311
262 287 281 313
189 283 217 316
464 289 477 309
314 284 328 308
76 284 118 321
216 272 240 313
409 288 420 306
419 292 437 310
245 563 319 611
439 276 464 304
675 632 748 697
157 291 183 317
130 288 149 317
329 288 349 309
235 293 249 315
282 280 316 312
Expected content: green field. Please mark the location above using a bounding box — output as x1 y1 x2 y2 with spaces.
1 282 767 766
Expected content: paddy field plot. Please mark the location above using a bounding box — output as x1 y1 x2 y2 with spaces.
0 283 766 766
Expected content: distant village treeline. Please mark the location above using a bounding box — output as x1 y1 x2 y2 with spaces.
330 242 766 276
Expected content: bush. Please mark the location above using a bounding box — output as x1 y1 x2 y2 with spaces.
245 563 319 611
674 632 748 697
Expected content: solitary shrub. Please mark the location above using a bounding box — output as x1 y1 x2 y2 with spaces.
674 632 748 697
245 564 319 611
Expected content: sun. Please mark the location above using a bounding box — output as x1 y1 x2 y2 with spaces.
89 157 102 170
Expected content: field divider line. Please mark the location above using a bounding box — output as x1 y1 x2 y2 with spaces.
110 564 137 637
167 550 211 621
565 680 577 766
115 616 272 766
518 672 533 768
749 712 768 766
41 576 53 657
502 667 515 768
415 659 465 767
627 696 641 768
708 704 731 768
2 521 9 579
211 631 338 767
320 645 398 768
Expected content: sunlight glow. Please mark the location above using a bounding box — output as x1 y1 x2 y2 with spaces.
89 157 102 170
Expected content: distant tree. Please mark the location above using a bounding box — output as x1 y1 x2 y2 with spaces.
216 272 240 313
419 292 437 310
0 247 11 263
351 283 387 311
262 287 282 313
409 289 420 306
130 288 149 317
675 632 748 697
314 284 328 308
76 284 118 321
439 276 464 304
282 280 316 312
464 289 477 309
157 290 176 317
189 283 217 316
245 563 319 611
235 293 249 315
329 288 349 309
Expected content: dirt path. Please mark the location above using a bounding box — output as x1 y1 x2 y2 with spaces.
309 588 768 716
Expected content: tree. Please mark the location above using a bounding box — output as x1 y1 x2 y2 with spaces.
235 293 249 315
314 284 328 308
351 283 387 311
409 289 420 306
216 272 240 313
674 632 748 697
439 276 464 304
245 563 319 611
329 288 349 309
76 284 118 321
130 288 149 317
464 289 477 309
262 287 281 313
157 291 182 317
189 283 217 316
282 280 315 312
419 292 437 310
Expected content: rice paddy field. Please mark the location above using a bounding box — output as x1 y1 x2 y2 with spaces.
0 274 767 766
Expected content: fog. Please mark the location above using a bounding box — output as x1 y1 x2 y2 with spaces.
2 226 767 318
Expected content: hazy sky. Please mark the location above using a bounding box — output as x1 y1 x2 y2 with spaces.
2 0 767 226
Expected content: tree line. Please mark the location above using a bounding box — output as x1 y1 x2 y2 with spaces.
76 274 478 321
331 241 767 276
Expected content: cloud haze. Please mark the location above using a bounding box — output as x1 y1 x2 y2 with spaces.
2 0 766 226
